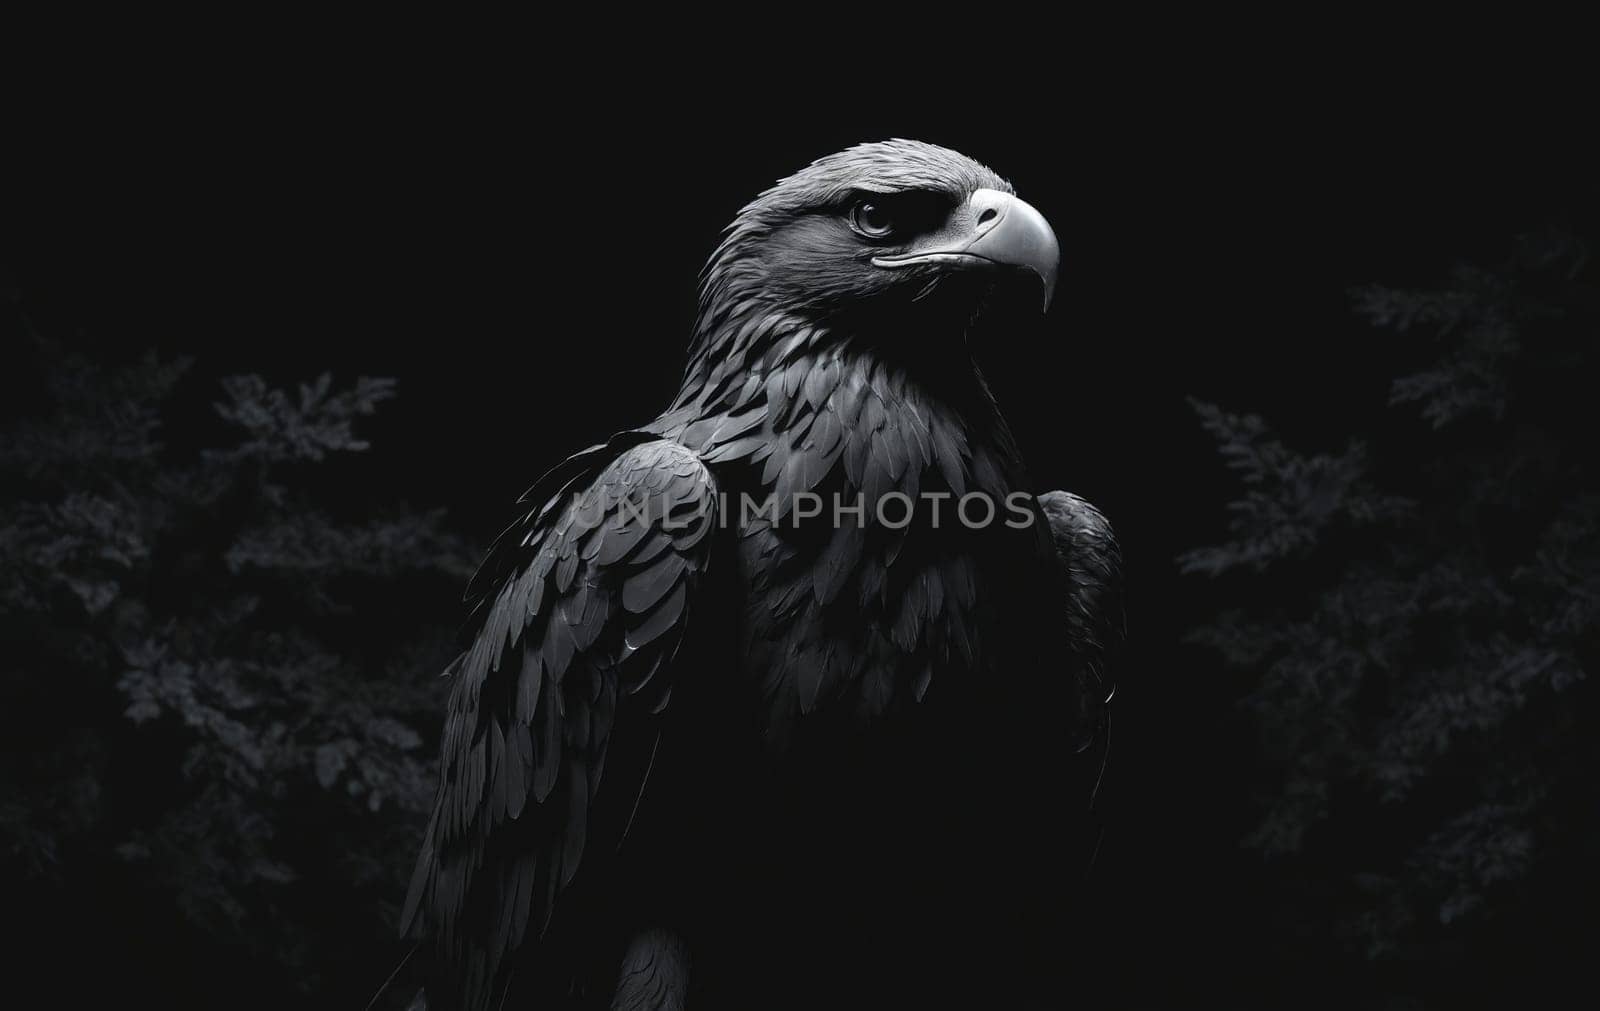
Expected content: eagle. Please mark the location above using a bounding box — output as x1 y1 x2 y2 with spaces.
400 140 1121 1010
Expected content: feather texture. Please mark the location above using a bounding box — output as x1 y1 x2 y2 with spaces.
403 436 718 1011
407 139 1122 1010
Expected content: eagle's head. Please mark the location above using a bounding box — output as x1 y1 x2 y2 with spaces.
696 140 1060 344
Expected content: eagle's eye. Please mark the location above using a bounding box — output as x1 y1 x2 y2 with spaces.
849 200 896 240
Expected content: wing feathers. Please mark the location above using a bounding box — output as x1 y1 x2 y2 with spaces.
625 580 689 652
409 435 721 1010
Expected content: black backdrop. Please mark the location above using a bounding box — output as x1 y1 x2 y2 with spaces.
6 60 1597 1008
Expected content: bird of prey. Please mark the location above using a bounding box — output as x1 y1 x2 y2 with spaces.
400 140 1121 1010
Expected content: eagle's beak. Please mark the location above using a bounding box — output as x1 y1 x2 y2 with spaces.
871 188 1060 311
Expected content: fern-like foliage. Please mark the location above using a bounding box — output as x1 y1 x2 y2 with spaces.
0 336 472 1001
1182 229 1599 960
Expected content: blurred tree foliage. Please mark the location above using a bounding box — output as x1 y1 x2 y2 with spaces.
1183 230 1600 971
0 337 471 1004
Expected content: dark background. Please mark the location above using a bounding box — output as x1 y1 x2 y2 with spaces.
5 59 1597 1008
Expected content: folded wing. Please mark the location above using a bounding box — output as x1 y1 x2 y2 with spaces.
402 434 721 1010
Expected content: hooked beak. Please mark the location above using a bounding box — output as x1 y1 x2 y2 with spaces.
871 188 1060 311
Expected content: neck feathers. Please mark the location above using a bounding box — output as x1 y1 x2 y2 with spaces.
658 310 1026 506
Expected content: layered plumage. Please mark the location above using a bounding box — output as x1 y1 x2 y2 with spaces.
402 140 1120 1010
